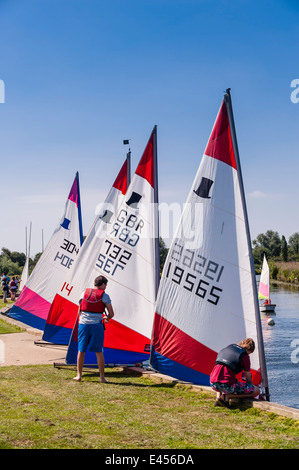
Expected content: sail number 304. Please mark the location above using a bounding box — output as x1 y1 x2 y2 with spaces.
54 238 80 269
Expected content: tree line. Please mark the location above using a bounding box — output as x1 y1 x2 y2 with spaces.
0 247 41 277
1 231 297 278
0 238 169 278
252 230 299 267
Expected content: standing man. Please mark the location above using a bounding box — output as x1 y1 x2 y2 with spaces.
74 275 114 383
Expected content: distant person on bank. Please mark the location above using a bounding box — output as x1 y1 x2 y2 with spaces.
10 276 17 301
74 275 114 383
1 275 9 303
210 338 260 407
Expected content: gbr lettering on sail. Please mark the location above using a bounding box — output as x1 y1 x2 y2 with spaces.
95 208 145 277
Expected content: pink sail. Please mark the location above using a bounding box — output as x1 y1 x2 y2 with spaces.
258 255 270 300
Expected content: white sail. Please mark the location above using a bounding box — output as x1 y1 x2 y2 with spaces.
19 257 29 292
65 127 159 365
19 223 32 292
9 173 83 330
42 157 130 345
258 255 270 300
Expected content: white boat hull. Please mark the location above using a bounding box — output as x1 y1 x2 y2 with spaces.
260 303 276 313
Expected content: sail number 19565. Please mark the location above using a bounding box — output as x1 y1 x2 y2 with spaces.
165 242 224 306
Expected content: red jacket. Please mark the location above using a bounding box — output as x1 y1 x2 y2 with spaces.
80 288 105 313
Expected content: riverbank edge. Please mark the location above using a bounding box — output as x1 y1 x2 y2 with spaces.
271 279 299 288
1 306 299 422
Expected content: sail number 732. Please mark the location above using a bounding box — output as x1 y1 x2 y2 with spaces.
96 239 132 276
165 242 224 305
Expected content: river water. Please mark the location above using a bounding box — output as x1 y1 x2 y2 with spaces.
260 280 299 409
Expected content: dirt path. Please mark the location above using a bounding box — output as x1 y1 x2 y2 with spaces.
0 307 67 367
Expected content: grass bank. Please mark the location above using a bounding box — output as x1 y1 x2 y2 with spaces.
0 301 23 333
0 365 298 449
0 317 23 334
270 261 299 284
0 298 14 310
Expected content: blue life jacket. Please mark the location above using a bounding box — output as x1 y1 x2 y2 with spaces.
215 344 247 374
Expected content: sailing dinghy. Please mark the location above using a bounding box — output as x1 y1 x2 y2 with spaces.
150 90 270 400
64 127 159 366
65 127 159 366
9 173 84 331
258 255 276 313
49 127 159 367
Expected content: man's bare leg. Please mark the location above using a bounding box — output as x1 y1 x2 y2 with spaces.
95 351 107 383
74 351 85 381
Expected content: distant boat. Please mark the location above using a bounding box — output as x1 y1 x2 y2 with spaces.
258 255 276 313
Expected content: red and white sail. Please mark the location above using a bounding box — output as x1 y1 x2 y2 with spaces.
66 127 159 365
150 93 268 395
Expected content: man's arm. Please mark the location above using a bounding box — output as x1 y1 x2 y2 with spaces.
105 304 114 321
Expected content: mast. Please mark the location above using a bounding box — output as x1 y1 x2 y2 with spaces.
28 222 32 259
266 256 270 301
127 147 131 187
75 172 84 246
25 226 28 258
152 125 160 297
224 89 270 401
123 139 131 187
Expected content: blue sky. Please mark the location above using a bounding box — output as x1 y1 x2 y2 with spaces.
1 0 299 256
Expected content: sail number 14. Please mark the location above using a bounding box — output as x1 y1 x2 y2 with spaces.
165 242 224 306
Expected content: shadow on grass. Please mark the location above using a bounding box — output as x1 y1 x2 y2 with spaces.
55 364 179 389
79 372 178 389
54 365 262 412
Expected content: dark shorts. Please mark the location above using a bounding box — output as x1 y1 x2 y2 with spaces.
78 323 104 353
210 381 255 395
